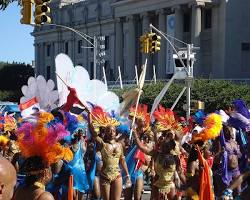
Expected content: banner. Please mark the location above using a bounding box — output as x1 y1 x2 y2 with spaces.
166 14 175 74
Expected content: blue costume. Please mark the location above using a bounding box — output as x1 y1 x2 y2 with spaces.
68 141 89 193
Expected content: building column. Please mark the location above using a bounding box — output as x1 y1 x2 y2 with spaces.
34 44 39 76
41 43 45 77
191 2 204 75
157 9 166 79
115 18 123 77
141 12 150 68
126 15 136 80
174 6 183 43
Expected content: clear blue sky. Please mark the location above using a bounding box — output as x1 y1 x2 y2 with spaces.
0 2 34 64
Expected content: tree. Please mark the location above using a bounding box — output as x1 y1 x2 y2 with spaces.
0 0 20 10
0 63 34 90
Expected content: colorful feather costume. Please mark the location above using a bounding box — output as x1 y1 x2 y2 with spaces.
153 105 182 132
16 112 73 167
0 115 17 133
192 113 222 142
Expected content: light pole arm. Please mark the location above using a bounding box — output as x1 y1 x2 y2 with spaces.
31 23 94 47
149 24 187 71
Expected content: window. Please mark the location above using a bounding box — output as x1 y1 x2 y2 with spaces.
90 39 94 52
47 66 51 80
105 36 109 50
241 43 250 72
65 42 69 54
204 9 212 29
47 44 51 57
78 40 82 54
183 13 191 32
104 60 110 69
90 62 94 79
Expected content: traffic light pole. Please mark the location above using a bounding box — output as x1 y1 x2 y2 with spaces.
149 24 198 120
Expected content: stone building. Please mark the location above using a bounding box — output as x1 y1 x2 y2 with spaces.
32 0 250 82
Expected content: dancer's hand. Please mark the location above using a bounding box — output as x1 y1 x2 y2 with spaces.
125 175 132 188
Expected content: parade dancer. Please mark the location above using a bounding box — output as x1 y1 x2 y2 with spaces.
125 104 154 200
88 106 131 200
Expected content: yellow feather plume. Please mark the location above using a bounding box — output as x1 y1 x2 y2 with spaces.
192 113 222 142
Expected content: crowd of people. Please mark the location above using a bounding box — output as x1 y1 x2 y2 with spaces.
1 97 250 200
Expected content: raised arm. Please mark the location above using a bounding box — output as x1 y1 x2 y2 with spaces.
132 129 154 156
87 112 104 148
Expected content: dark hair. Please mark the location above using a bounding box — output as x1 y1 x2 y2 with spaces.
187 146 198 164
22 156 46 186
51 109 64 123
162 139 176 154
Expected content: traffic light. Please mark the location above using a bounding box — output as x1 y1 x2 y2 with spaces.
34 0 51 25
20 0 33 24
148 33 161 53
140 34 150 54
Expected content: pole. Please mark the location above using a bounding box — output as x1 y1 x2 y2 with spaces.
102 66 107 89
135 65 139 85
153 65 157 84
186 44 191 120
93 36 97 79
129 59 148 141
118 66 123 89
171 87 187 111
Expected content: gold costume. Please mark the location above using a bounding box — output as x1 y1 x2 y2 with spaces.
96 136 122 184
153 157 176 199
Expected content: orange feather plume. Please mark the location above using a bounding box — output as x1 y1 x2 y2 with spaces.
153 105 182 132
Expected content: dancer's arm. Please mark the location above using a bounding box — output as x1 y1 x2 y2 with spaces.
87 112 104 148
132 129 154 156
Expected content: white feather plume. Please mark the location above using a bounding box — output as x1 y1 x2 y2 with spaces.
55 53 120 114
20 75 59 111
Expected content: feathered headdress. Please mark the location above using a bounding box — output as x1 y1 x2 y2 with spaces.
3 115 17 132
129 104 150 127
153 105 182 132
91 106 120 128
0 135 9 148
16 112 73 166
192 113 222 142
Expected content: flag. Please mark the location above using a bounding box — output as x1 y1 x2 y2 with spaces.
134 149 145 171
197 146 214 200
19 97 40 118
62 87 86 112
68 175 73 200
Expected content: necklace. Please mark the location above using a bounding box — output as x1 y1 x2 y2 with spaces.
34 182 45 191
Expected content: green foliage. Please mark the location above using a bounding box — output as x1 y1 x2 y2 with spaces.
112 80 250 114
0 63 34 90
0 90 22 102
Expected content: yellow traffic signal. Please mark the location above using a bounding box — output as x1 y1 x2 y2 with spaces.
34 0 51 25
20 0 33 24
148 33 161 53
140 34 150 54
